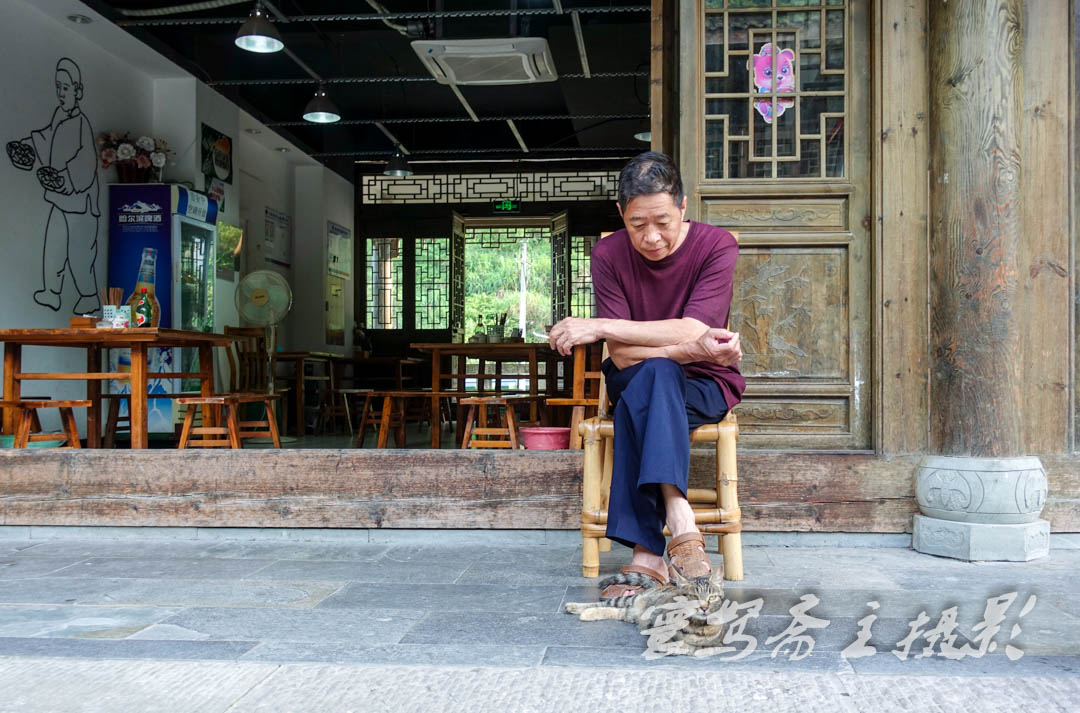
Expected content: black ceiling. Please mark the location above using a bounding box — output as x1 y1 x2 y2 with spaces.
83 0 653 178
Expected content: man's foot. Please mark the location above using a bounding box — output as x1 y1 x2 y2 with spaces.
599 562 669 602
33 289 61 311
666 531 712 581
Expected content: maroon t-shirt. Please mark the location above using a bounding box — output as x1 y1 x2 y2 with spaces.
591 220 745 407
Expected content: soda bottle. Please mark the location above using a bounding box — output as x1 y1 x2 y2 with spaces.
134 288 153 327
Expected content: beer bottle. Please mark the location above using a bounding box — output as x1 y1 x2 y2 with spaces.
134 288 153 327
126 247 161 327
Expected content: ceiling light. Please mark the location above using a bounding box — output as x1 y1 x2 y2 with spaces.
634 131 652 143
67 14 93 24
383 151 413 177
275 147 290 153
302 85 341 124
235 3 284 54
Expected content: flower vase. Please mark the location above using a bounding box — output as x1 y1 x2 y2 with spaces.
116 160 137 183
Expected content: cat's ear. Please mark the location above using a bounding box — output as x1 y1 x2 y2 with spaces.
709 560 726 588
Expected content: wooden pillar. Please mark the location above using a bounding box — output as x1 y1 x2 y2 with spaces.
927 0 1024 457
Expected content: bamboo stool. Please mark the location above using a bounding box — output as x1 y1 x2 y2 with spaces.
176 394 281 448
577 343 743 582
0 399 88 448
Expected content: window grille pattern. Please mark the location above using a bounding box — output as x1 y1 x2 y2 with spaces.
362 171 618 204
451 231 465 337
366 238 403 329
703 0 847 180
415 238 450 329
466 226 550 248
570 235 598 317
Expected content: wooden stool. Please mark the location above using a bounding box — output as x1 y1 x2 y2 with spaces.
1 395 50 437
0 400 88 448
176 394 281 448
355 392 405 447
336 388 373 437
459 395 540 449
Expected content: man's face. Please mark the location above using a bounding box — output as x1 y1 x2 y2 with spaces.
56 72 78 111
618 192 688 261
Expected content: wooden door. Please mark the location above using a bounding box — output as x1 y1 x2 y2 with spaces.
680 0 871 449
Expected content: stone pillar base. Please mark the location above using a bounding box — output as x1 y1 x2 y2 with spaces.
913 514 1050 561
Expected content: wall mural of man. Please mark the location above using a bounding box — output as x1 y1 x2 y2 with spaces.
5 57 101 314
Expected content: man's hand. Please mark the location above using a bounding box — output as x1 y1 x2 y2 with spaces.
547 317 604 356
692 328 742 367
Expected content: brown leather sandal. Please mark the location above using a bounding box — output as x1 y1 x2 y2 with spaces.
666 531 712 581
598 563 669 602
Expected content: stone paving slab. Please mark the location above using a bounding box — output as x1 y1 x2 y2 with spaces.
0 638 256 661
240 641 545 667
85 578 345 609
317 582 568 613
0 556 90 579
40 557 277 581
0 577 125 605
3 539 392 562
157 606 424 644
0 604 177 639
399 610 653 648
244 558 472 583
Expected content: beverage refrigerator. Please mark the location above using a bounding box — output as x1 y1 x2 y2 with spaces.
106 184 218 435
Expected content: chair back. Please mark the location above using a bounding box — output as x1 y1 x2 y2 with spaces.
592 229 738 420
224 326 270 393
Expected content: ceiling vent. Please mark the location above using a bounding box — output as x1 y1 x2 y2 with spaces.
411 38 558 85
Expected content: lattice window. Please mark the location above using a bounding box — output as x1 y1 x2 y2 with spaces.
415 238 450 329
466 226 550 248
570 235 598 318
366 238 403 329
703 0 847 180
362 171 618 205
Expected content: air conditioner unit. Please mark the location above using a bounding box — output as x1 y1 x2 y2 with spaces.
411 38 558 85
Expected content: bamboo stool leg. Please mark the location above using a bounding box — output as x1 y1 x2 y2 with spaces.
580 422 603 578
505 402 520 449
178 403 197 448
717 423 743 581
598 435 614 552
569 406 584 449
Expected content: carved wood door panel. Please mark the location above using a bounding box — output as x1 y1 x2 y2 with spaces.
681 0 870 449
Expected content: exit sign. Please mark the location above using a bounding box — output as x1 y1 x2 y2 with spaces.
492 199 521 214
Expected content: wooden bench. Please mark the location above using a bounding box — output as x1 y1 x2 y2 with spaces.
355 390 460 448
459 395 546 449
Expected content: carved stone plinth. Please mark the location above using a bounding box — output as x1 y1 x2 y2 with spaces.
913 514 1050 562
913 456 1049 561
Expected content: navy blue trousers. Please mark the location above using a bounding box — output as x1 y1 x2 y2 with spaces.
601 358 729 557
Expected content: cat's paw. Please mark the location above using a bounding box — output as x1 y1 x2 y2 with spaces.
564 602 590 614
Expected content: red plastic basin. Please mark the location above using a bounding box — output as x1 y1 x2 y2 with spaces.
519 426 571 450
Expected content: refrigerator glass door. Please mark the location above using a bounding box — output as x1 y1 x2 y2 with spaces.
174 216 217 391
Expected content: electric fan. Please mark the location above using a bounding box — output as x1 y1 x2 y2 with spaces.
234 269 293 394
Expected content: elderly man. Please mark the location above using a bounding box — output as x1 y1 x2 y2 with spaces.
548 151 744 599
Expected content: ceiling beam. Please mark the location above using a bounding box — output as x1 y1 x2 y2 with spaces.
507 120 529 153
571 12 591 78
373 122 409 155
117 6 650 27
206 71 646 87
263 112 648 128
448 85 480 122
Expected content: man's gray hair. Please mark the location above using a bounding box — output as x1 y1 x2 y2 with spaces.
617 151 685 211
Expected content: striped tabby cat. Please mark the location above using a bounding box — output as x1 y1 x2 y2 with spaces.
565 562 727 657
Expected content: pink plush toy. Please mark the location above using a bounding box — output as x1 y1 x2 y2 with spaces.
749 43 796 124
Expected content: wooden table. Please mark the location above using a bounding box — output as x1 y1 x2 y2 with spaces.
410 342 565 448
0 328 234 449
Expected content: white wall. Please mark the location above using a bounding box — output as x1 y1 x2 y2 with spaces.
291 165 355 354
0 1 157 429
